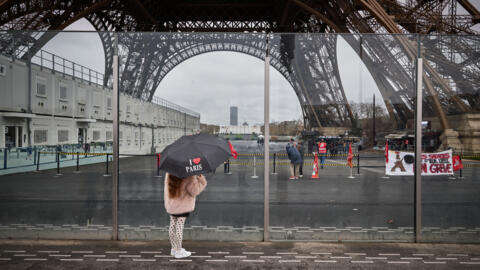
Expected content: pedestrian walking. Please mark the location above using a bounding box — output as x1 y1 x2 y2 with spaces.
297 141 305 177
318 138 327 169
164 173 207 258
286 138 302 179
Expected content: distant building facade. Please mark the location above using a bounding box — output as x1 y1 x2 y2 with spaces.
0 53 200 154
230 106 238 126
219 124 261 135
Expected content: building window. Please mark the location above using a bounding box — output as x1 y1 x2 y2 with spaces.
36 81 47 96
77 104 85 114
0 64 5 76
119 131 123 140
93 131 100 141
106 131 112 141
58 130 68 143
59 85 68 100
34 130 48 143
107 97 112 109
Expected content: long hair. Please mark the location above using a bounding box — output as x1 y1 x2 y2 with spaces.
168 174 183 198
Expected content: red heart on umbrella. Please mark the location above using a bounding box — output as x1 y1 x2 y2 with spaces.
193 157 201 164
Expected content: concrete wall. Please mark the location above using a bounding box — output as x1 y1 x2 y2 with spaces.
0 55 200 153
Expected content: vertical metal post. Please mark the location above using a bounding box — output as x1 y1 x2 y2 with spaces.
3 149 7 169
56 152 61 175
104 154 110 176
36 151 40 171
357 154 360 175
112 33 119 241
373 95 376 146
415 56 423 243
251 155 258 178
263 35 270 242
156 154 161 177
76 152 80 172
27 45 32 147
272 153 277 174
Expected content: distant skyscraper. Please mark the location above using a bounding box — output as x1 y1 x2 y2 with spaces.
230 106 238 126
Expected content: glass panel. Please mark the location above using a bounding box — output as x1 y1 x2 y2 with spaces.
420 35 480 242
0 31 112 239
118 32 265 241
268 33 415 241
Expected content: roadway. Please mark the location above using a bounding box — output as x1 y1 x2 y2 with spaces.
0 141 479 242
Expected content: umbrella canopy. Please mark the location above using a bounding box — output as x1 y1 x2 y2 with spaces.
159 133 232 178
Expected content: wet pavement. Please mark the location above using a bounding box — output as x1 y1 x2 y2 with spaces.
0 239 479 269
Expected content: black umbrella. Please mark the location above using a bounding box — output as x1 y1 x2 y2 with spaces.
159 133 232 178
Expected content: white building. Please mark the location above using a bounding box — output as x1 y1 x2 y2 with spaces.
219 124 261 135
0 51 200 154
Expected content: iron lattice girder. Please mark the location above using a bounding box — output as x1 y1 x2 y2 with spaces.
1 0 480 129
116 32 352 128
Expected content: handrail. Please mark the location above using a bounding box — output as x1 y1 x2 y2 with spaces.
31 49 104 86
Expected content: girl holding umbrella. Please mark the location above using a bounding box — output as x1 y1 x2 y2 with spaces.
159 133 236 259
164 173 207 258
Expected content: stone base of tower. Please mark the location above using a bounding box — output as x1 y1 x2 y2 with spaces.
439 129 462 152
426 113 480 153
315 127 349 137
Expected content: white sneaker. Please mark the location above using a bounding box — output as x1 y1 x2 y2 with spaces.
170 248 189 256
174 249 191 259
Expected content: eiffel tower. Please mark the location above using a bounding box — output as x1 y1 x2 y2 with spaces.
1 0 479 148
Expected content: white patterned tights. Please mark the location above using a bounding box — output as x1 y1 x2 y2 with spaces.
169 216 186 251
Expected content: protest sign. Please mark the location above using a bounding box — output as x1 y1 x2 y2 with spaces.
386 150 453 176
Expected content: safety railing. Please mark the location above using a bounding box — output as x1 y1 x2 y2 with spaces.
31 49 105 86
0 144 113 172
152 96 201 118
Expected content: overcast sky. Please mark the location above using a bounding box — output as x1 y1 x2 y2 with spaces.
42 19 390 125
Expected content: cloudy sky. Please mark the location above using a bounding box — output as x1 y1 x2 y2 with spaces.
43 19 383 125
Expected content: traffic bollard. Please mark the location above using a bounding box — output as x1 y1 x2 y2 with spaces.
74 152 80 173
251 155 258 179
36 151 41 171
56 152 62 176
459 153 463 179
272 153 277 175
104 154 110 176
348 164 355 179
3 150 7 169
356 154 360 175
226 159 232 174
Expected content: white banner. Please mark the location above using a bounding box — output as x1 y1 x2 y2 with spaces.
386 150 453 176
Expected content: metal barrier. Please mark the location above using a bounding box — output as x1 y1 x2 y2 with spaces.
4 150 476 179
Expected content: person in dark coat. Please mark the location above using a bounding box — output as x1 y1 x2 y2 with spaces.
286 138 302 180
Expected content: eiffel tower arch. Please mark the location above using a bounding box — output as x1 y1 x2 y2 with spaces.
1 0 479 148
